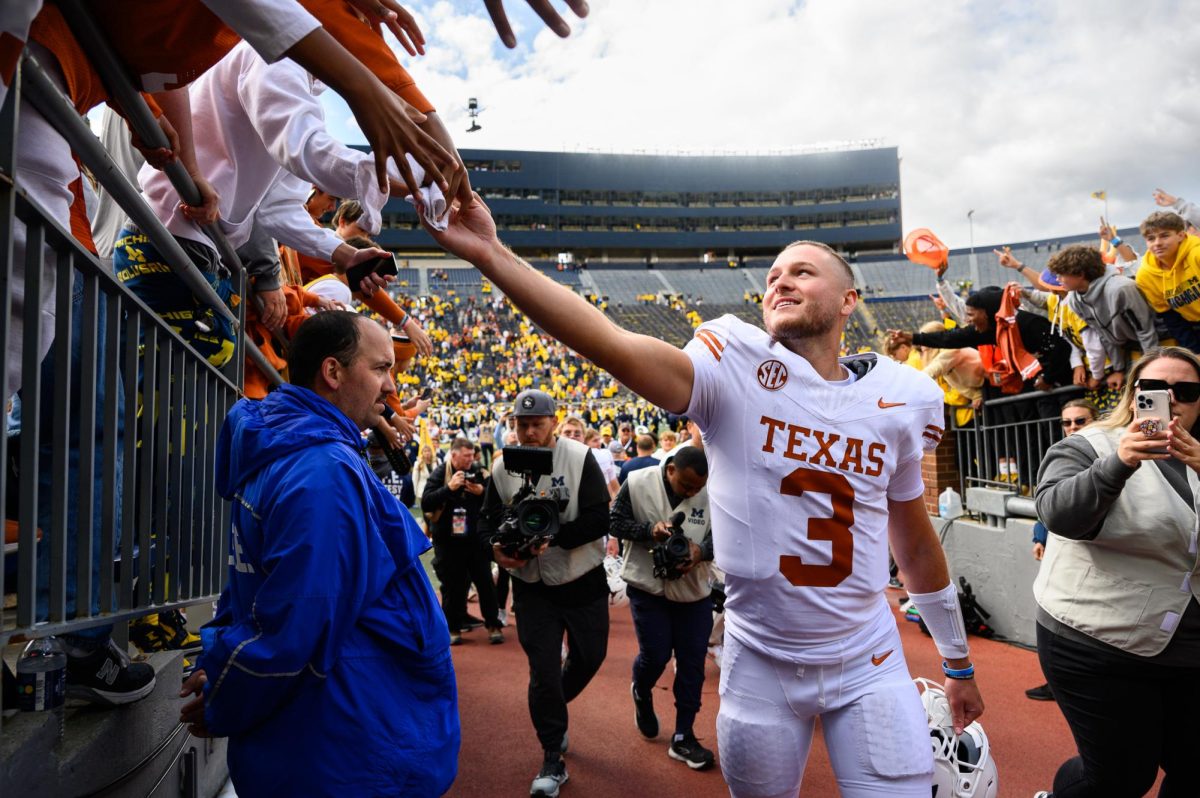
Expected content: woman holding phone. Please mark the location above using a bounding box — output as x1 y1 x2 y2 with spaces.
1032 346 1200 797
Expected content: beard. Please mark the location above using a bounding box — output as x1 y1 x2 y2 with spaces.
764 298 843 341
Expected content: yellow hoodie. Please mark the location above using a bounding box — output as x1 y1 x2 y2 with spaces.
1135 235 1200 321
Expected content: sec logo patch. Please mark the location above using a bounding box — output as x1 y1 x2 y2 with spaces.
757 360 788 391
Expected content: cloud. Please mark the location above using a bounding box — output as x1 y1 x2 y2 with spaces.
324 0 1200 248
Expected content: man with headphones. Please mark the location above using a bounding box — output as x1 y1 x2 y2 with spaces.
480 389 611 798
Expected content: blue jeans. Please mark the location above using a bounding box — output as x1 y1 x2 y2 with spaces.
627 585 713 736
32 269 124 642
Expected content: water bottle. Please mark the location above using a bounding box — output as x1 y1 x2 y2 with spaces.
452 507 468 537
16 636 67 738
938 487 964 520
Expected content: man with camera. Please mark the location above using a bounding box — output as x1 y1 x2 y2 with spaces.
422 437 502 645
479 389 611 798
610 445 717 771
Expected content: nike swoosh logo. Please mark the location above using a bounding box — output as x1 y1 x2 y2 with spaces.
871 650 894 666
877 398 906 409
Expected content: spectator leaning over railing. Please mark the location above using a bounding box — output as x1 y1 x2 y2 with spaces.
124 37 424 364
1032 347 1200 798
180 310 458 796
889 284 1075 418
1134 211 1200 352
914 320 984 424
1048 245 1159 392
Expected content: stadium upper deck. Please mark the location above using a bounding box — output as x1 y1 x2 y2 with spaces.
366 146 902 259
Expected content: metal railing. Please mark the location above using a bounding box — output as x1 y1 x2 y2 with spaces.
2 1 285 645
952 385 1085 505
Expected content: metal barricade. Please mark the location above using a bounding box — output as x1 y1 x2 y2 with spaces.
952 385 1084 499
1 7 280 646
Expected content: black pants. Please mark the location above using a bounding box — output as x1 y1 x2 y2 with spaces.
480 443 494 468
513 584 609 753
1037 623 1200 797
432 536 500 632
627 586 713 736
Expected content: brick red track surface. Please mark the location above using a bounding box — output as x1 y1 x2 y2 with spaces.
444 587 1091 797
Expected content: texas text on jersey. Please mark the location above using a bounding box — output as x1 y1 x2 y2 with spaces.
685 314 945 661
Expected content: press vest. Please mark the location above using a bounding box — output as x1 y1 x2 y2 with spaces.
1034 425 1200 656
620 463 712 602
491 437 603 586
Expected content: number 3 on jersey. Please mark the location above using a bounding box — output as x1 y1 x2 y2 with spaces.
778 467 855 588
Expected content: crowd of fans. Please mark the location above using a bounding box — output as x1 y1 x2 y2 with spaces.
5 1 1200 794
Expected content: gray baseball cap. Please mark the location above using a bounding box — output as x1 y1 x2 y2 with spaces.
514 389 556 417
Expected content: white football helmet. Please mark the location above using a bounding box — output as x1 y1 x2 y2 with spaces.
604 554 628 607
914 677 998 798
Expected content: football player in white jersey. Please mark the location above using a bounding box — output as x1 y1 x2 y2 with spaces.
425 197 984 798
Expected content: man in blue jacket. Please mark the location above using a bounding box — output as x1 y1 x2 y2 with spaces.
179 311 459 797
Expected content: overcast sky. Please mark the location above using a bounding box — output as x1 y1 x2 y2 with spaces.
322 0 1200 250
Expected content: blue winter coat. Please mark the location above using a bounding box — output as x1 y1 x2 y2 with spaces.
200 384 458 796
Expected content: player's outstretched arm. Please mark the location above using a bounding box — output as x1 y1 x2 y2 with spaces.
888 496 984 735
424 195 694 413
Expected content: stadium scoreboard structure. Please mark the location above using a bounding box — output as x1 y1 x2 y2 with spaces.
366 146 902 260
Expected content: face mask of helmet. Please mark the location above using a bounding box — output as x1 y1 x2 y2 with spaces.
914 677 999 798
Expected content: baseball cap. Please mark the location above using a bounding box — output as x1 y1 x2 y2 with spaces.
1039 268 1063 288
607 441 625 455
514 389 556 417
635 424 650 435
600 425 613 435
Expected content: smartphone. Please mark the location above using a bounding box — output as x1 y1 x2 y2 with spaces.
345 253 399 294
420 386 434 401
1134 389 1171 438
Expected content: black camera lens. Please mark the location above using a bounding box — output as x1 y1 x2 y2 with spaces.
520 504 554 534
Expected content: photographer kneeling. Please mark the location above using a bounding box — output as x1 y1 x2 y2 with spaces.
610 445 716 771
1034 346 1200 798
480 390 611 798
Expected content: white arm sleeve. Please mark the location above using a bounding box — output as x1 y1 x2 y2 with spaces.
256 174 341 262
238 54 394 236
201 0 320 63
908 583 970 660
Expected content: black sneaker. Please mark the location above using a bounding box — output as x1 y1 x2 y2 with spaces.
1025 683 1054 701
530 753 569 797
66 639 156 706
669 732 715 770
631 682 658 739
130 610 202 653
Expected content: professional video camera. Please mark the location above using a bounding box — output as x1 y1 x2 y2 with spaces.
492 446 560 559
652 511 692 580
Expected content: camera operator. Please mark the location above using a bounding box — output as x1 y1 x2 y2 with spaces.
609 445 716 771
479 390 611 797
422 438 502 645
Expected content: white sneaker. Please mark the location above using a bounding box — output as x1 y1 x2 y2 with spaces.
498 609 508 627
530 757 568 797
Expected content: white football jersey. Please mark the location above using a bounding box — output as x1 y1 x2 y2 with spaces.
685 315 945 662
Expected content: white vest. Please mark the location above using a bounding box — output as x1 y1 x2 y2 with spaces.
1034 425 1200 656
491 437 604 586
621 463 713 602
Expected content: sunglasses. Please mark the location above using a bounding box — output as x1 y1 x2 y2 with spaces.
1136 379 1200 403
1061 417 1090 428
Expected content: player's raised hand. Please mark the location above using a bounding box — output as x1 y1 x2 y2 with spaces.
484 0 590 48
886 329 913 347
423 192 500 266
1153 188 1178 207
943 676 984 736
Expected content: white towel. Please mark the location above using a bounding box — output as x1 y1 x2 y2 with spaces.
353 153 450 236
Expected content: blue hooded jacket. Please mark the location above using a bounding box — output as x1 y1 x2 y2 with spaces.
200 384 458 796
